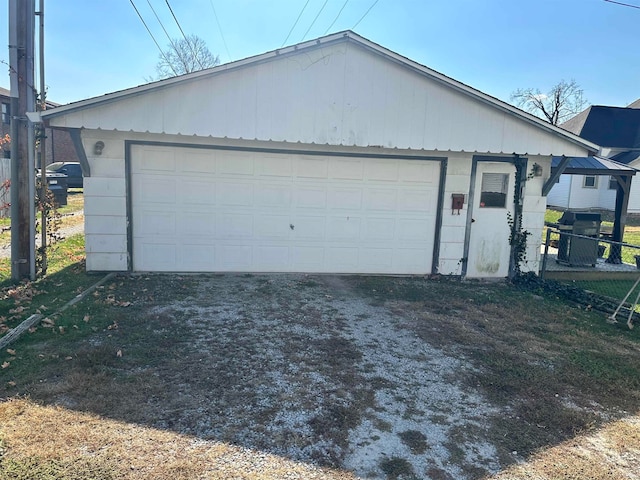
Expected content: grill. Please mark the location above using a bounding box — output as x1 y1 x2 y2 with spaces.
556 211 602 267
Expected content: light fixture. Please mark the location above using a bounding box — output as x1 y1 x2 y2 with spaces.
532 163 543 177
94 141 105 155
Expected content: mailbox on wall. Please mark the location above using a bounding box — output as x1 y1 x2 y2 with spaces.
451 193 465 214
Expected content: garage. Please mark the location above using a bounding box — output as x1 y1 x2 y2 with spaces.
41 31 597 277
130 144 442 273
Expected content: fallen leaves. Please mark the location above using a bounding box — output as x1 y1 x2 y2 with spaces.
41 317 55 327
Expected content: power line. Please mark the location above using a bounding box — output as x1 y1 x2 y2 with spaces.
147 0 192 72
603 0 640 9
324 0 350 35
301 0 330 41
164 0 205 70
208 0 232 62
352 0 381 29
146 0 176 45
128 0 178 76
281 0 311 47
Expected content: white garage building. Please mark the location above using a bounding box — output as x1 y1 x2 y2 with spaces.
41 31 597 278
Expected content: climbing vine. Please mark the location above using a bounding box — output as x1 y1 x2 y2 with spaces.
508 157 534 277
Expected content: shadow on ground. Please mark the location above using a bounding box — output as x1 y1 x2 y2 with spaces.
1 274 639 479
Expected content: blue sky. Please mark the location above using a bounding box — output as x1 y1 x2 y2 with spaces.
1 0 638 108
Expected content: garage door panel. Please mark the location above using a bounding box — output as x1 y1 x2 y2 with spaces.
131 145 439 273
399 162 437 183
253 246 290 268
217 214 253 237
328 188 362 209
255 185 292 207
178 213 215 236
395 248 430 271
136 147 175 173
364 189 398 211
182 244 216 270
360 248 394 268
327 217 361 240
295 188 327 208
364 218 396 240
291 246 325 266
327 247 359 269
329 158 364 180
216 183 253 206
254 215 290 238
296 158 328 178
181 151 216 175
217 245 253 268
179 181 215 205
398 189 436 212
398 219 431 241
138 243 177 270
257 155 293 177
137 178 176 203
136 211 176 235
291 216 326 239
365 161 398 182
218 152 254 176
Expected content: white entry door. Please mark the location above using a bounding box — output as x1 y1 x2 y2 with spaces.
466 162 515 278
130 144 441 274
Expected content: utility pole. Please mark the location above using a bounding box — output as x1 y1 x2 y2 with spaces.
37 0 47 274
9 0 36 281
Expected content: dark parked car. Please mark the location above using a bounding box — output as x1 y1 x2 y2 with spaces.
46 162 83 188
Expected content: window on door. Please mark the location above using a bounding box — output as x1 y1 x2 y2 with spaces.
479 173 509 208
583 175 597 188
609 176 618 190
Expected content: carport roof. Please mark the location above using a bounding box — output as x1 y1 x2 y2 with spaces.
551 155 637 175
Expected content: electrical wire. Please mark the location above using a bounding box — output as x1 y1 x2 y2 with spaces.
352 0 381 29
281 0 311 47
603 0 640 9
301 0 329 41
128 0 178 76
208 0 232 62
324 0 350 35
146 0 176 45
164 0 206 70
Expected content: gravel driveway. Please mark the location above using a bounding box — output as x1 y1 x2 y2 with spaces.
137 274 501 479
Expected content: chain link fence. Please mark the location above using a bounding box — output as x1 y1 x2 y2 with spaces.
539 227 640 326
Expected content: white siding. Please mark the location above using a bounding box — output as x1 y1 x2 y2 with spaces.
521 156 551 274
627 159 640 213
50 42 590 158
437 154 471 275
546 175 571 209
83 131 128 271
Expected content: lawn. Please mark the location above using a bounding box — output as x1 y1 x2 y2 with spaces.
544 208 640 265
0 189 84 247
1 266 640 478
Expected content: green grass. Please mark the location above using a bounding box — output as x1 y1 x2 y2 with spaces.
0 234 101 343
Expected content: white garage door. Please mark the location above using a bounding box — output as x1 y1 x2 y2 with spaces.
130 145 440 273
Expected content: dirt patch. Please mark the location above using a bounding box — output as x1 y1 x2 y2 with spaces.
1 274 640 479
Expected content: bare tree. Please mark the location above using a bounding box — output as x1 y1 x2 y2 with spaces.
154 35 220 79
510 79 588 125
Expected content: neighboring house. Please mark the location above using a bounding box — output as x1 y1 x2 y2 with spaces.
40 31 596 278
548 102 640 212
0 85 80 166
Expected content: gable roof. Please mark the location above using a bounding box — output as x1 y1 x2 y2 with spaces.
628 98 640 109
561 105 640 149
41 31 597 155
